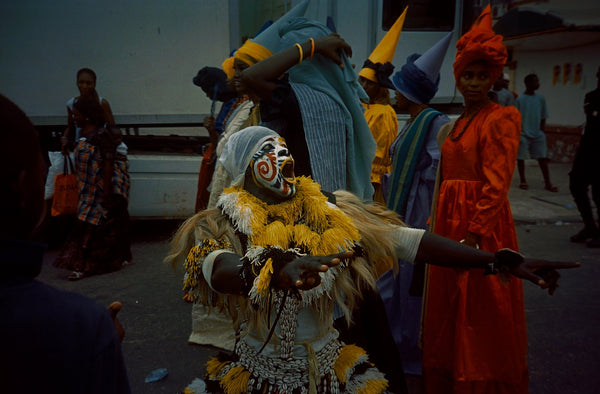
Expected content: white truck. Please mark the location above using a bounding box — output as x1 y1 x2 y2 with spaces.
3 0 594 217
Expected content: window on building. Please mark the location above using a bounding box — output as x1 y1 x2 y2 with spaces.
382 0 455 31
236 0 293 47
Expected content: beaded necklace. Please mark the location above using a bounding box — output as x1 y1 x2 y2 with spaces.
448 101 491 141
222 95 249 128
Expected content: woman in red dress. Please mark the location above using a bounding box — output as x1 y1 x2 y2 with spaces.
423 6 528 394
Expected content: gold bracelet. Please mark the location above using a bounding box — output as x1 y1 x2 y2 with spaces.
308 38 315 58
459 239 480 250
294 43 303 65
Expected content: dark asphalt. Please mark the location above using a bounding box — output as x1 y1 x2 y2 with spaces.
36 161 599 394
36 219 600 394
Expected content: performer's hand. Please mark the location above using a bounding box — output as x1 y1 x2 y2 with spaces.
275 251 353 291
315 34 352 68
108 301 125 342
508 256 580 295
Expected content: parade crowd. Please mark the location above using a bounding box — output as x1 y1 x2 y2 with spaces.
4 1 598 393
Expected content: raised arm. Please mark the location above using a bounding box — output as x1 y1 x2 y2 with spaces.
240 33 352 101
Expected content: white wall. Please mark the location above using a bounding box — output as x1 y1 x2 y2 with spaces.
512 42 600 127
1 0 466 121
0 0 230 119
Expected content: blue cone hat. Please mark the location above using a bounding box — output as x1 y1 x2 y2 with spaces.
392 31 452 104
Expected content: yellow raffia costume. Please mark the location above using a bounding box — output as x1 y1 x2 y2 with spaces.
167 177 406 393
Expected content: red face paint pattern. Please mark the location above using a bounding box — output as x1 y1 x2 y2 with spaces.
255 152 277 182
250 137 296 198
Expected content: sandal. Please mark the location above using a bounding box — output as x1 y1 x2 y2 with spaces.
544 184 558 192
68 271 85 281
519 182 529 190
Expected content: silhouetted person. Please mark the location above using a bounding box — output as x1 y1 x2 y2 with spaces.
569 66 600 247
0 94 131 394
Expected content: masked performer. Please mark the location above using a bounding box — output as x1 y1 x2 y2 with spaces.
166 125 577 394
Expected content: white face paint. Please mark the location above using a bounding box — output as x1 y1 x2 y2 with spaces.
250 137 296 198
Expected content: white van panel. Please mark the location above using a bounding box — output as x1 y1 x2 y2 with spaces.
128 154 202 218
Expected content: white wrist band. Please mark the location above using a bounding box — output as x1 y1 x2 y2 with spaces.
202 249 229 293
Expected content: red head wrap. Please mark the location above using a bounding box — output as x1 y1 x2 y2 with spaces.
453 5 507 84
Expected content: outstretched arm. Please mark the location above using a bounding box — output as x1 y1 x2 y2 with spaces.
207 250 351 294
240 33 352 101
416 231 580 294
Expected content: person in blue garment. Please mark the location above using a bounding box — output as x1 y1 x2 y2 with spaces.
240 16 376 200
377 32 453 386
192 66 236 212
516 73 557 192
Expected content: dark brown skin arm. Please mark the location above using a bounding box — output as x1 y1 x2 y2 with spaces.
415 231 580 294
209 252 244 294
62 106 74 153
240 33 352 101
203 115 219 145
101 99 115 127
206 233 580 296
208 251 351 294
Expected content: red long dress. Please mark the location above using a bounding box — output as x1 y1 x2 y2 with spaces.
423 103 528 394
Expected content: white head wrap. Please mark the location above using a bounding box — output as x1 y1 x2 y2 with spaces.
217 126 280 187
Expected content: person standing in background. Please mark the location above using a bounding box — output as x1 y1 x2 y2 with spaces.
492 73 516 106
377 31 452 386
358 8 406 203
62 68 115 152
54 97 131 281
569 66 600 247
423 6 528 393
516 73 558 192
192 66 236 212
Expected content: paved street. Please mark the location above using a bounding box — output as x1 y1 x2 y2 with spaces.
37 162 600 394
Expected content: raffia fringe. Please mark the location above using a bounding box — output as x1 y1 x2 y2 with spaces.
333 344 368 384
220 365 250 393
182 238 231 303
206 357 231 379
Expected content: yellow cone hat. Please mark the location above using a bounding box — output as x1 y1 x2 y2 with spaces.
359 7 407 86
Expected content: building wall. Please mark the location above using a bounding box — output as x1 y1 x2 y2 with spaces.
512 41 600 161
